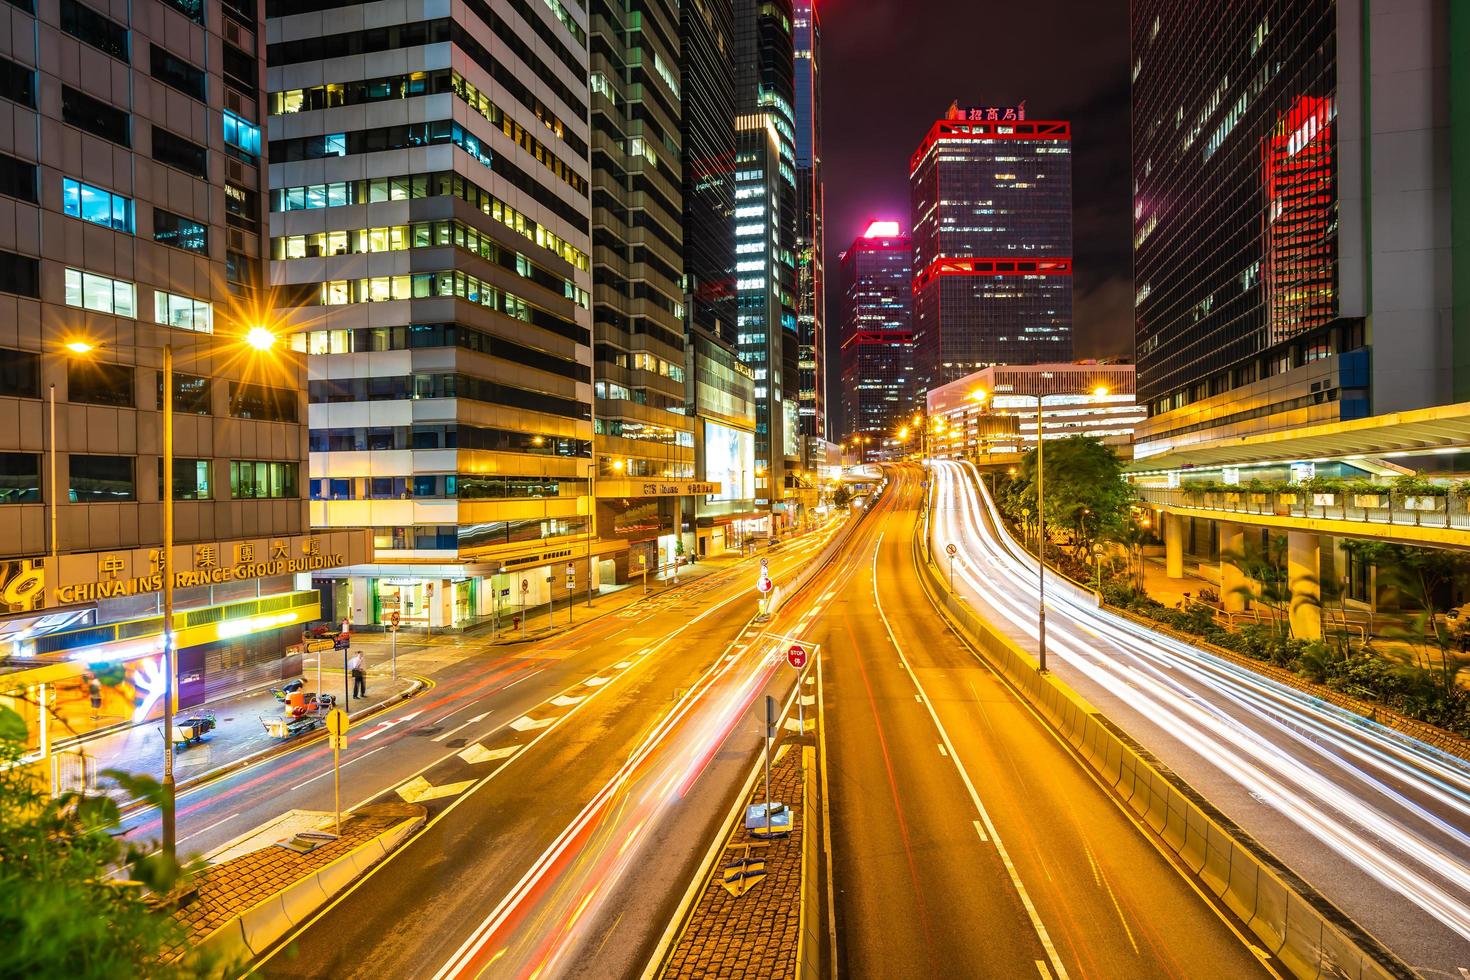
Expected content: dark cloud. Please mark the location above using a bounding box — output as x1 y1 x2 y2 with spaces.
819 0 1134 427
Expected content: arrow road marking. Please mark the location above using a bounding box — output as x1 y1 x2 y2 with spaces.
550 694 585 707
509 714 554 732
396 775 476 803
359 710 423 741
431 712 491 743
585 676 611 687
458 743 519 765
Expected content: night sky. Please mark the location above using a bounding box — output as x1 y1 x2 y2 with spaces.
819 0 1134 430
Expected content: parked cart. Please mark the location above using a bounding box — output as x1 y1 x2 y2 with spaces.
259 690 337 740
170 712 216 749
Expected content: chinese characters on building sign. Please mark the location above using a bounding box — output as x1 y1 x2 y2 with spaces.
950 104 1027 122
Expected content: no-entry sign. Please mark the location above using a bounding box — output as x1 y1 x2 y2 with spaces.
787 644 807 669
757 575 773 594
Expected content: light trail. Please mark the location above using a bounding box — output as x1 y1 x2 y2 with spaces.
427 518 858 979
929 459 1470 960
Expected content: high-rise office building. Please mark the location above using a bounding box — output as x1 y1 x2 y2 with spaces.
733 0 800 516
909 103 1073 393
838 221 912 450
681 0 759 553
0 0 363 742
793 0 825 438
1131 1 1462 459
268 0 595 628
681 0 737 349
589 0 697 573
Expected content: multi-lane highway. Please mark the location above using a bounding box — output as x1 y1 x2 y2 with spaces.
932 458 1470 975
242 513 870 978
813 466 1268 979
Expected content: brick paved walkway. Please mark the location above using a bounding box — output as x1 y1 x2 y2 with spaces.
662 744 808 980
169 802 425 956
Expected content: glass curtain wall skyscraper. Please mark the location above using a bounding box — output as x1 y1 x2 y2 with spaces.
1132 1 1460 459
839 222 913 451
909 104 1073 393
794 0 825 438
733 0 799 513
589 0 696 573
268 0 596 627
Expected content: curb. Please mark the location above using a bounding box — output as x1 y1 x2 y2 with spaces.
193 805 427 969
116 677 428 816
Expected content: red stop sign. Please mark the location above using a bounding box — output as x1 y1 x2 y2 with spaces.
787 644 807 669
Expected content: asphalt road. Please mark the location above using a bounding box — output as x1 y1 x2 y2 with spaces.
813 466 1270 980
243 512 869 979
933 458 1470 976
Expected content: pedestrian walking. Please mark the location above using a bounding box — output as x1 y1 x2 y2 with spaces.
349 651 367 699
86 672 102 721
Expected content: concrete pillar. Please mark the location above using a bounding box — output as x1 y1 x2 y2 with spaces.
1164 511 1185 579
1287 530 1321 641
1218 521 1248 612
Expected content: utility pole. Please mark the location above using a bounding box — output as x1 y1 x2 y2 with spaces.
161 343 176 863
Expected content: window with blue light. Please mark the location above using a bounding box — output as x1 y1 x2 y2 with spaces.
62 177 132 232
222 110 261 160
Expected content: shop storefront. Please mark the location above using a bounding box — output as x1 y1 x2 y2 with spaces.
0 530 371 748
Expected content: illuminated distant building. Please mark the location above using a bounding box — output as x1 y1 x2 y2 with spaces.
927 363 1144 461
909 103 1073 392
839 221 912 450
794 0 825 438
1132 1 1462 461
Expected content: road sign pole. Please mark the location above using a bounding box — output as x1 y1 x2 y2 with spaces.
390 627 397 681
798 667 804 732
342 647 349 708
764 695 775 835
333 736 342 836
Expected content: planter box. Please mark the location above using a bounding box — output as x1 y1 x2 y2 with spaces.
1353 494 1386 509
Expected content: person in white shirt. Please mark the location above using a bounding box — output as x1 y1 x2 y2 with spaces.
349 651 367 699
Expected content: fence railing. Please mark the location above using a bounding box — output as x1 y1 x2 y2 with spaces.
1136 486 1470 532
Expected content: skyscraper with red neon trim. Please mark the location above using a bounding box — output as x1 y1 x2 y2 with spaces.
909 104 1073 393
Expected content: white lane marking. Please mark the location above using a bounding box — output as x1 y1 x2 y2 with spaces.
431 711 491 743
358 710 424 742
458 743 519 765
288 743 393 791
871 530 1072 980
550 694 585 707
613 661 633 669
973 819 989 843
179 813 238 844
937 743 948 758
509 715 555 732
499 667 545 692
1036 961 1053 980
396 775 476 803
585 676 612 687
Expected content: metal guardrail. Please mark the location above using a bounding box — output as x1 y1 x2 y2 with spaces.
912 503 1412 980
1137 486 1470 532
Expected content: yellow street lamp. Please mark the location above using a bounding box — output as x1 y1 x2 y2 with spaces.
245 325 277 351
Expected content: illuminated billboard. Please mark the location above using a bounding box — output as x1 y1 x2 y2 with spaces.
704 422 754 501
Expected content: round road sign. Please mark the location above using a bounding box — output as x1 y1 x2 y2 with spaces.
760 557 769 568
945 543 958 557
326 708 349 737
389 611 401 627
757 575 773 594
787 644 807 669
521 578 529 592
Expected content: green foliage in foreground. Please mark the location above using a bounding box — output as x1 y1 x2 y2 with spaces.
0 705 210 979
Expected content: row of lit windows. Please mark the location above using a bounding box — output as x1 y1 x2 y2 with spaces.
62 269 212 332
0 455 295 504
271 172 589 271
273 220 588 309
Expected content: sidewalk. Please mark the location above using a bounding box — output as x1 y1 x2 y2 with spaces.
69 667 420 801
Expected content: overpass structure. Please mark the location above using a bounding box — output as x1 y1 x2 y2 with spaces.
1128 401 1470 639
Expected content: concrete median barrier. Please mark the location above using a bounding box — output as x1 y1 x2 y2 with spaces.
911 518 1414 980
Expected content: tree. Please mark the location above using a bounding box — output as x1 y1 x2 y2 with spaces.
831 484 853 509
0 705 209 978
1002 437 1133 560
1340 540 1470 693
